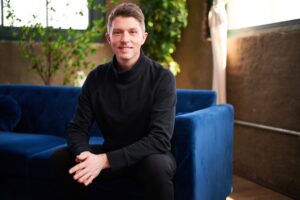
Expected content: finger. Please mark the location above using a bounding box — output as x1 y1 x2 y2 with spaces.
77 152 89 161
84 175 95 186
74 167 89 180
69 162 84 174
78 171 92 183
75 157 82 163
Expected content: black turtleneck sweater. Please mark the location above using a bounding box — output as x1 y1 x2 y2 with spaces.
67 52 176 171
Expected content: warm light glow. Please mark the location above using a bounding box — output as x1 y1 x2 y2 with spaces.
227 0 300 29
226 197 235 200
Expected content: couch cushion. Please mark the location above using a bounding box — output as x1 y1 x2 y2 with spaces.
0 95 21 131
0 132 66 177
28 144 66 179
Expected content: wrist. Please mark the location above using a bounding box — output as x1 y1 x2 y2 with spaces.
99 153 110 169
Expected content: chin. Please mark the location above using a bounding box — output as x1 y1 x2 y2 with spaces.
118 53 134 59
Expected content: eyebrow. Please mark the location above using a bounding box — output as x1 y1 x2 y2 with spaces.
112 27 139 31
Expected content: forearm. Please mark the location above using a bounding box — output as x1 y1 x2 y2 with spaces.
67 121 91 155
67 74 95 156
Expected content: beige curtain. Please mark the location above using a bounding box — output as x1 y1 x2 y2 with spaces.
208 0 228 104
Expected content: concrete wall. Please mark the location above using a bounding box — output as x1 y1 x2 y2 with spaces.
0 41 112 85
227 29 300 199
174 0 213 89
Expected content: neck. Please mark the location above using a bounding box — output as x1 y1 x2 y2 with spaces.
116 60 135 72
116 52 141 72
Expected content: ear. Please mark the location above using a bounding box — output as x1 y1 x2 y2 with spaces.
105 32 111 45
142 32 148 45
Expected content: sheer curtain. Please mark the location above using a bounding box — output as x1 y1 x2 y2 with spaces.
208 0 228 104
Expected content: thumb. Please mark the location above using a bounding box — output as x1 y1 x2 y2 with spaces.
76 151 90 162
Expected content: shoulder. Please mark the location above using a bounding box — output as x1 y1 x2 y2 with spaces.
145 56 175 83
84 61 111 83
90 62 111 78
148 58 175 87
81 61 112 93
144 56 176 94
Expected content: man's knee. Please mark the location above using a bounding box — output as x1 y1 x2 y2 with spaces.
138 152 176 183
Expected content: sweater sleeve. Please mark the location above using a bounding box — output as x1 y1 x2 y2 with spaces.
106 69 176 171
67 73 95 156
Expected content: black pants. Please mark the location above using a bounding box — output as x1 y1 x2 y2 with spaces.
49 145 176 200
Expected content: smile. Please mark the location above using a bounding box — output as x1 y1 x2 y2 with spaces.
119 46 133 49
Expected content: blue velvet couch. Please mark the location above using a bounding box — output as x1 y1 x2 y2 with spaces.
0 84 234 200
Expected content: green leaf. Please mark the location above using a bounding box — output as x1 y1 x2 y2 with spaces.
140 0 188 73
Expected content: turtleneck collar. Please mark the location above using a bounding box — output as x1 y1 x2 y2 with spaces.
111 51 147 84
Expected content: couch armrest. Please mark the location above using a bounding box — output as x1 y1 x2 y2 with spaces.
172 104 234 200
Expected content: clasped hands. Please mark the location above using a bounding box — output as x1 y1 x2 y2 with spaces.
69 151 110 186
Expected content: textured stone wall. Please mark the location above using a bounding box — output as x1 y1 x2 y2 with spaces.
227 30 300 199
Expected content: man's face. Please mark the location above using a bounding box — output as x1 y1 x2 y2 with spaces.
106 16 147 68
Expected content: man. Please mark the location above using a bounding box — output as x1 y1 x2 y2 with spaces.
51 3 177 200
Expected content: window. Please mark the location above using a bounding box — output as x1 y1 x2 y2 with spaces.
0 0 104 40
1 0 88 29
227 0 300 30
46 0 89 29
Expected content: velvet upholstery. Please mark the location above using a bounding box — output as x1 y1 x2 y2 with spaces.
0 94 21 131
172 106 234 200
0 84 234 200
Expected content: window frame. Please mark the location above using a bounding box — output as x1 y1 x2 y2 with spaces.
228 18 300 38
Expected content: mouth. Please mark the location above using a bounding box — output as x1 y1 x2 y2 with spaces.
118 46 133 50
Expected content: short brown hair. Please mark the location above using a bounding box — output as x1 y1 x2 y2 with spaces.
107 3 145 33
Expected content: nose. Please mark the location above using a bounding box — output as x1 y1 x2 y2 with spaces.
121 31 130 43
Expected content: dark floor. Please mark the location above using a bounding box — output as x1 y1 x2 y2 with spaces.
226 175 293 200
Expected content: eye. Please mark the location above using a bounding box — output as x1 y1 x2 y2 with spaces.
113 30 122 35
130 30 138 35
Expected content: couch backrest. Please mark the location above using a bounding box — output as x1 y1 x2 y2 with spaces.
176 89 216 114
0 84 87 137
0 85 216 137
